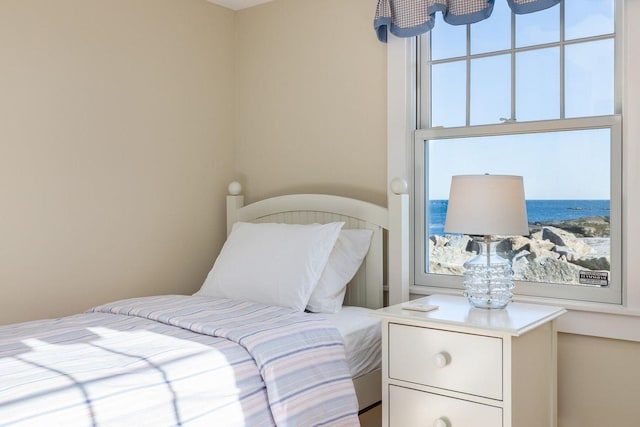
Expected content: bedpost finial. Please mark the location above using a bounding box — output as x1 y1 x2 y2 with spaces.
228 181 242 196
390 178 408 195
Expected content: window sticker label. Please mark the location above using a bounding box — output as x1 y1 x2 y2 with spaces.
579 271 609 287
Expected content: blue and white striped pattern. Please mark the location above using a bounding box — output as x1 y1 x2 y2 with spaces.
375 0 560 42
0 295 359 426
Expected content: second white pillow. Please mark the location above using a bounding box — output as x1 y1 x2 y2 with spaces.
306 228 373 313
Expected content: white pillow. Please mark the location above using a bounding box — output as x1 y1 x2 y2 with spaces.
195 221 344 311
306 228 373 314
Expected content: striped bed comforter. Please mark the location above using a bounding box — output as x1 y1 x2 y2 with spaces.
0 295 359 426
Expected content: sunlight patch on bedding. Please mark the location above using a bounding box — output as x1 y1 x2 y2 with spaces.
2 328 246 426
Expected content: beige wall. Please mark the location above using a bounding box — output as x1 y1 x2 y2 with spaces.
0 0 236 324
2 1 638 426
558 333 640 426
234 0 388 207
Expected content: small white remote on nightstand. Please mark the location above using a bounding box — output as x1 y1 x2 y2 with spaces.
400 301 438 312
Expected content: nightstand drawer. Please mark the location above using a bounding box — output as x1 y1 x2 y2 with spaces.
389 385 503 427
388 323 503 399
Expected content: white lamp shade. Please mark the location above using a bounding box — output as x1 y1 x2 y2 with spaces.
444 174 529 236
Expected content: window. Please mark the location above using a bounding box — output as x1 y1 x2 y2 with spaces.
414 0 622 304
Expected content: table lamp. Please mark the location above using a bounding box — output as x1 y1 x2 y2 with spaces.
444 174 529 309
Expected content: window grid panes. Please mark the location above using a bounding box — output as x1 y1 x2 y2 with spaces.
423 1 616 127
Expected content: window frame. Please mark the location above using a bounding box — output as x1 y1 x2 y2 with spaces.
411 0 624 305
413 115 622 304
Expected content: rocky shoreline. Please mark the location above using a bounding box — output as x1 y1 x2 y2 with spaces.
429 216 610 285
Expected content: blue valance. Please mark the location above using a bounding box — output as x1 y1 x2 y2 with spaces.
375 0 560 43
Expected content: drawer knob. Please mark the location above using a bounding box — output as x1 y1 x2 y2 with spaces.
433 417 450 427
433 352 451 368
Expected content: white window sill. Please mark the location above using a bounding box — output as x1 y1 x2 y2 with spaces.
408 285 640 343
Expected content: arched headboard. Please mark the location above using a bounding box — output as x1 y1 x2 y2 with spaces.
226 185 389 309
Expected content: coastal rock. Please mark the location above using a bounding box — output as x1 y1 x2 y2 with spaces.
429 243 476 265
517 256 584 284
525 245 561 262
428 229 609 286
430 235 449 248
429 248 473 275
581 237 610 256
554 245 581 262
510 250 532 274
572 255 611 271
429 259 467 276
429 235 476 275
498 236 558 263
532 216 610 238
446 235 474 252
541 226 595 258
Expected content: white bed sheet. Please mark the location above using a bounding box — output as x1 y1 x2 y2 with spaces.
320 306 382 378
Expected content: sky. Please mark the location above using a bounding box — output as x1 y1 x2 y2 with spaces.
425 0 615 200
427 129 612 200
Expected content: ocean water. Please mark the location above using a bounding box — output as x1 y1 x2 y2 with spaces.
429 199 610 236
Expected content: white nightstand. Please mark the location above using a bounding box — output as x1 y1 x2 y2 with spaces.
373 294 566 427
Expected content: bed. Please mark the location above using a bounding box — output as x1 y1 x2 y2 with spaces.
0 182 396 426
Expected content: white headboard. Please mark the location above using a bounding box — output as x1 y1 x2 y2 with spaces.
225 183 389 309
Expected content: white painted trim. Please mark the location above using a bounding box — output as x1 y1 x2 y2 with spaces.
206 0 272 11
386 36 414 305
621 0 640 311
229 193 389 229
556 310 640 342
388 184 410 305
386 36 413 189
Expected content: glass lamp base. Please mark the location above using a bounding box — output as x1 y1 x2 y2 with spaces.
463 239 514 309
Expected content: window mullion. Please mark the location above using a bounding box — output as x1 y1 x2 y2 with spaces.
511 11 516 122
466 24 471 127
560 0 566 119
